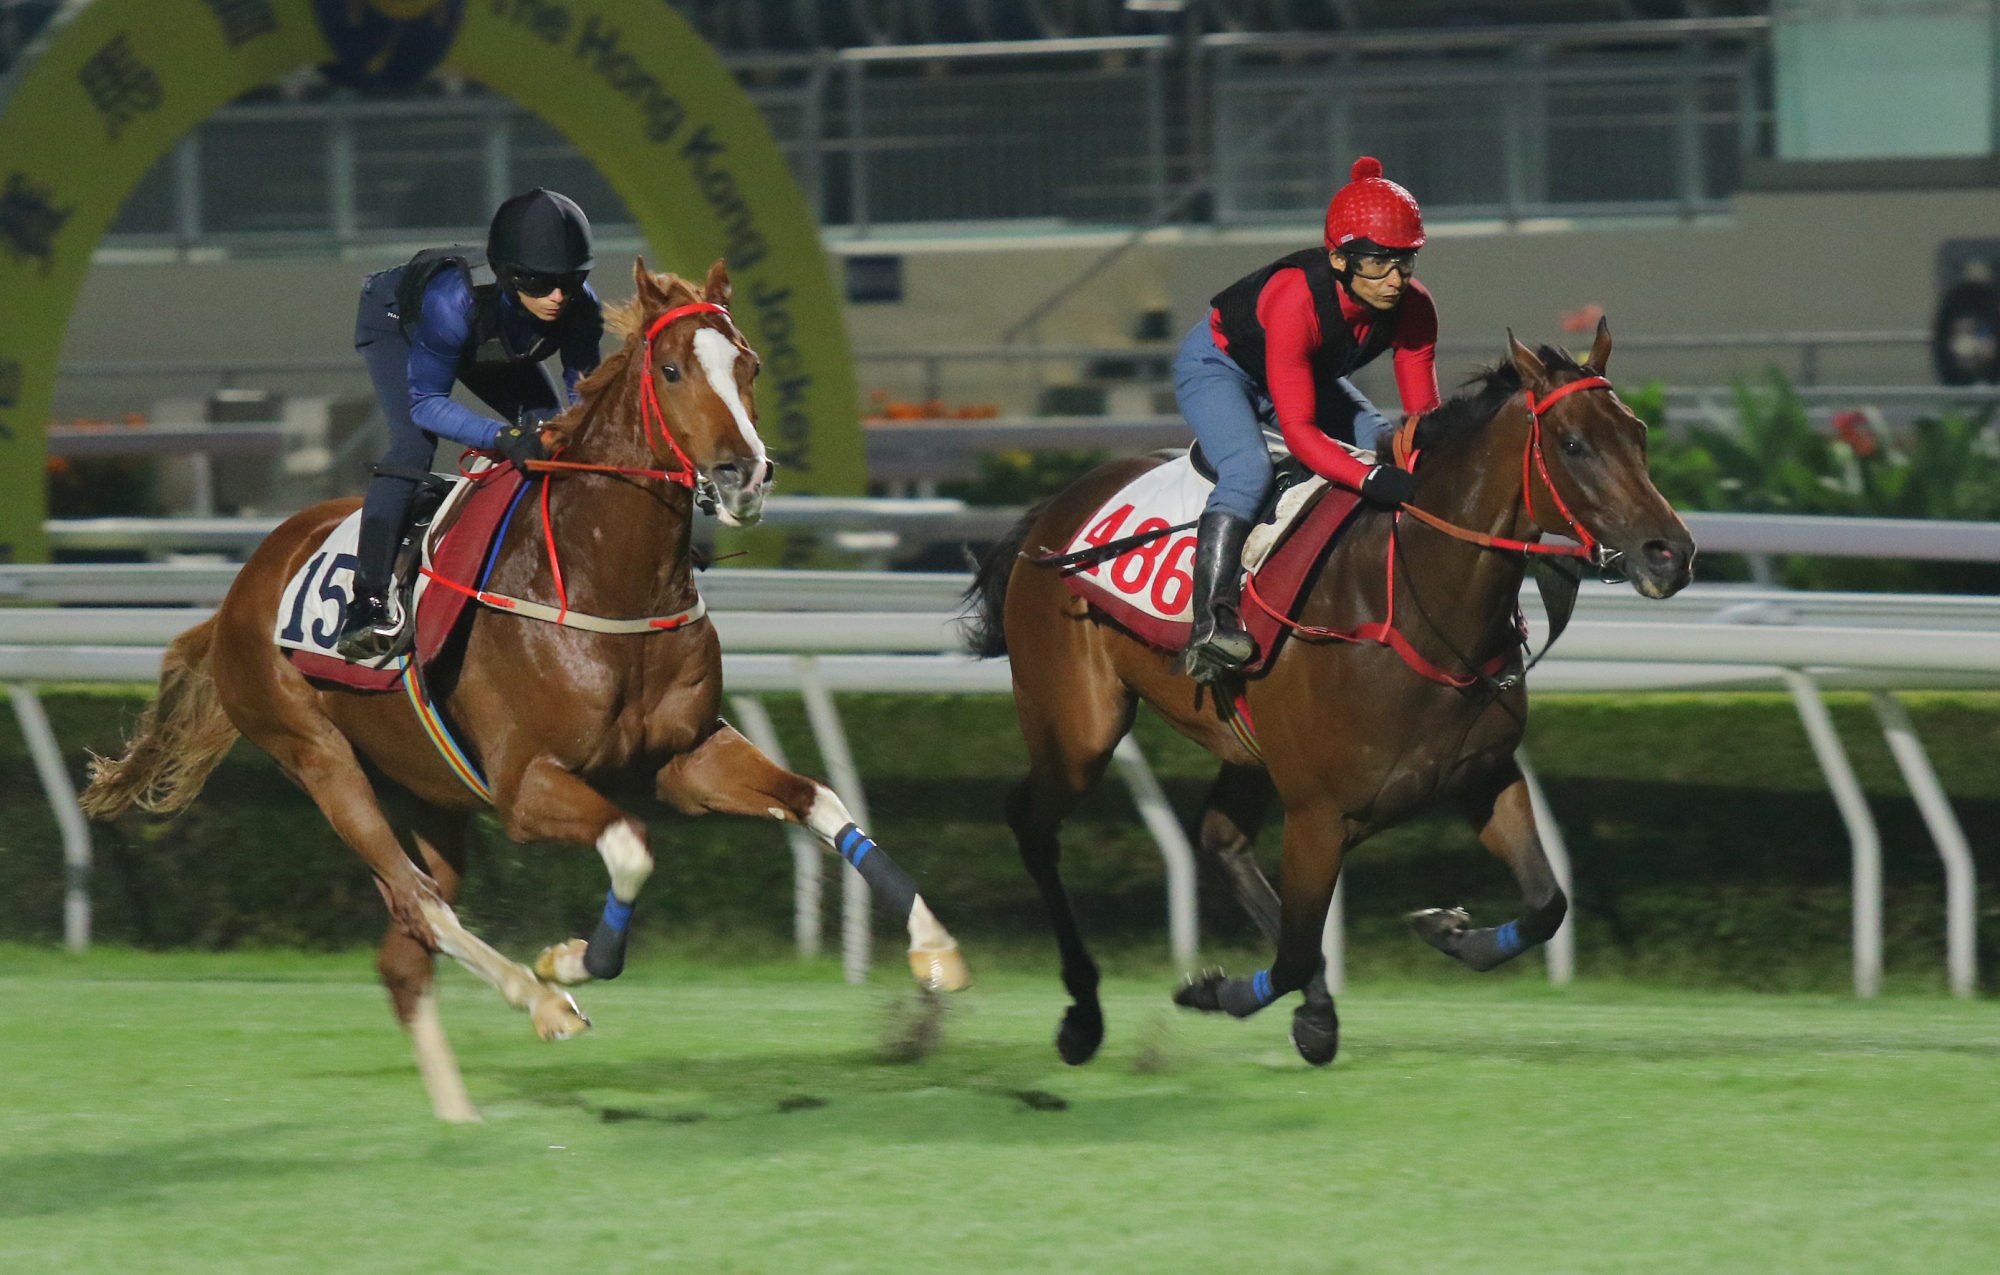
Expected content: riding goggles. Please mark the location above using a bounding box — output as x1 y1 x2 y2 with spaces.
1346 250 1417 281
504 268 589 299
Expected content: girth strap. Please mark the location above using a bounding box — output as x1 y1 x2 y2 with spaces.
417 566 708 634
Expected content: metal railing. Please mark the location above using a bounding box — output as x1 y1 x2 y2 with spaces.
98 20 1771 249
1 561 1988 998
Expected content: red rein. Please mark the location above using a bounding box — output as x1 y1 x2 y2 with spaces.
1250 375 1616 688
438 301 733 624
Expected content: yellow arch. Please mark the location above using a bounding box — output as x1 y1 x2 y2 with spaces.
0 0 859 561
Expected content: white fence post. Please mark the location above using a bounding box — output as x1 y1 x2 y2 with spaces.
1783 670 1883 998
1516 750 1576 985
8 684 91 952
797 657 872 984
1109 734 1198 968
728 694 824 960
1869 692 1978 997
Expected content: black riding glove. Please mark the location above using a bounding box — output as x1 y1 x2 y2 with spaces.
1359 463 1417 509
490 421 547 473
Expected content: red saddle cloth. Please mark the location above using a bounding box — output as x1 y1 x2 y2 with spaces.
286 468 528 693
1063 483 1363 675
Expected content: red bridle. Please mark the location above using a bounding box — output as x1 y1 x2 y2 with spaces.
634 300 733 490
1393 373 1615 564
1243 373 1623 689
1520 375 1613 560
458 299 743 625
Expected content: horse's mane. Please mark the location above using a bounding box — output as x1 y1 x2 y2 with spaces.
1417 343 1587 454
566 270 706 405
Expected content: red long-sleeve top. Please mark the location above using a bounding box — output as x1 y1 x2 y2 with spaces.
1210 273 1440 488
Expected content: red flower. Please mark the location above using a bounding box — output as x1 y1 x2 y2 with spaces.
1831 409 1879 459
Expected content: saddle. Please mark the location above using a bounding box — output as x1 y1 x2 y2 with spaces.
273 462 531 692
1054 446 1365 672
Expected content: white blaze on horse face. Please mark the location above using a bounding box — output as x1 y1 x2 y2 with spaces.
692 326 766 470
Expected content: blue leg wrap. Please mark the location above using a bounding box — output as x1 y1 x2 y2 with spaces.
1251 968 1275 1007
1492 920 1523 960
834 822 919 923
836 823 876 868
601 889 635 934
1213 967 1283 1017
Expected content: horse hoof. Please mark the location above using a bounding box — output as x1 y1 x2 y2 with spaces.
534 938 592 986
1407 906 1471 954
532 990 591 1042
1291 1005 1339 1067
1173 968 1227 1014
1055 1003 1104 1066
909 944 970 993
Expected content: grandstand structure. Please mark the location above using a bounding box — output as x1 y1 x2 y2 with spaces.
12 2 1996 501
4 1 1771 245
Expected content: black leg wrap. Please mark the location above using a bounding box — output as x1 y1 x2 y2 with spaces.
1174 967 1281 1018
1438 893 1567 973
583 918 630 981
835 823 920 923
583 889 634 981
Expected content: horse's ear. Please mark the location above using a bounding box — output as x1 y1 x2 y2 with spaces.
1588 316 1613 374
632 256 658 304
703 258 732 306
1508 330 1548 386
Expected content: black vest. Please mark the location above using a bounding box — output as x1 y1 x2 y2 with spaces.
393 245 570 366
1210 248 1398 432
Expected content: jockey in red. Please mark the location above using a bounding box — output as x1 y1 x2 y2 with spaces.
1171 156 1441 681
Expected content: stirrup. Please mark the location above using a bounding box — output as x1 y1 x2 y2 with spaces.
333 595 407 663
333 622 402 663
1181 614 1255 682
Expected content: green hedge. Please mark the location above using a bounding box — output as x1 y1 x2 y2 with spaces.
4 688 1998 992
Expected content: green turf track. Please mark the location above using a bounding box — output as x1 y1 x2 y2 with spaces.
3 949 1996 1274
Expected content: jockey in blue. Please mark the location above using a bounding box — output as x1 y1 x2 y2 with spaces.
336 188 603 661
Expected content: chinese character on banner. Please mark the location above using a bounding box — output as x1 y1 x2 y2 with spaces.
78 33 164 140
0 359 21 409
0 172 73 273
203 0 278 47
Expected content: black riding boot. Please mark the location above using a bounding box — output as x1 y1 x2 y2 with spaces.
333 477 416 662
1180 510 1256 682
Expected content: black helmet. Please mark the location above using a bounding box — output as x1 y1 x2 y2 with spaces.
486 188 594 279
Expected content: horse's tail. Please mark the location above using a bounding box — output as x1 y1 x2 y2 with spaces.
80 617 239 819
959 503 1045 659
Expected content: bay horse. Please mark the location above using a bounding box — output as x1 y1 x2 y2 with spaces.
81 259 969 1122
963 324 1693 1066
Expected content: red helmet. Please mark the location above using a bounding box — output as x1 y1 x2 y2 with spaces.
1323 156 1425 252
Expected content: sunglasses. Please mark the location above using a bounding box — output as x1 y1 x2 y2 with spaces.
507 269 588 299
1347 251 1417 281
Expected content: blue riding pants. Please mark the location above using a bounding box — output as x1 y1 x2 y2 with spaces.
1172 318 1393 521
351 270 560 597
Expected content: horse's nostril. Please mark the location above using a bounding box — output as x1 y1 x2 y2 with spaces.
1642 539 1676 567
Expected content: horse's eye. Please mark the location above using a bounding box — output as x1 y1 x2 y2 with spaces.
751 360 762 380
661 364 681 384
1560 434 1586 457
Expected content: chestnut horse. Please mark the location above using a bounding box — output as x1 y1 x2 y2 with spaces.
963 325 1693 1067
82 259 969 1122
